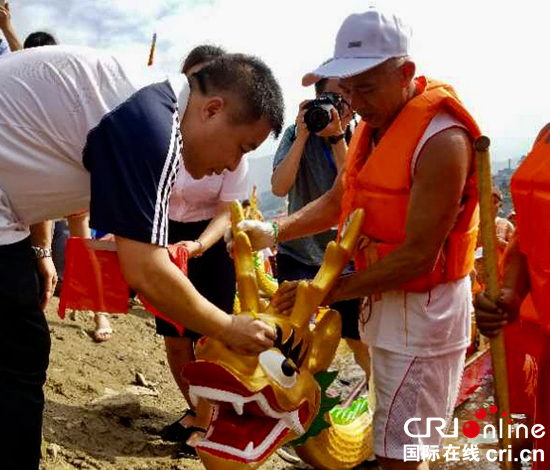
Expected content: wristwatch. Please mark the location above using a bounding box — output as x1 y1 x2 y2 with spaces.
32 246 52 259
328 133 346 145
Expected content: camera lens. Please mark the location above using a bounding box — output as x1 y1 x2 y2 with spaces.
304 106 332 133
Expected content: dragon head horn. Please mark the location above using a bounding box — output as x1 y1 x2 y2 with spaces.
231 200 261 313
288 209 365 329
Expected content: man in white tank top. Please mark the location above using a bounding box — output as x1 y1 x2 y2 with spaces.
235 8 478 469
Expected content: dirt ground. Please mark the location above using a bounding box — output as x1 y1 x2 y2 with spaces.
42 299 330 470
39 299 521 470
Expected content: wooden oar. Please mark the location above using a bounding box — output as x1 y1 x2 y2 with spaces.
475 135 512 470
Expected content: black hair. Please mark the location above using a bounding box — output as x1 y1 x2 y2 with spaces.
314 78 329 96
181 44 226 74
24 32 58 49
190 53 284 138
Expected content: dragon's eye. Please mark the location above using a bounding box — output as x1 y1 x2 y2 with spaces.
259 350 297 388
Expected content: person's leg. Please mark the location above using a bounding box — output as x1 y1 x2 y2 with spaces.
345 338 371 377
0 238 51 470
332 298 371 378
371 347 465 470
164 335 195 407
92 312 113 342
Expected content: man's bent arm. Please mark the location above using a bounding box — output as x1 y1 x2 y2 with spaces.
500 236 530 300
116 237 232 339
331 128 473 301
271 134 308 197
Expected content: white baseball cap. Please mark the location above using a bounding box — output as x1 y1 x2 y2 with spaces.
303 6 412 86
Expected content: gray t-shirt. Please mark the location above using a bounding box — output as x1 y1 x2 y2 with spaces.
272 124 338 266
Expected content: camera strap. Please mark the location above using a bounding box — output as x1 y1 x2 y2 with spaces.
320 141 337 174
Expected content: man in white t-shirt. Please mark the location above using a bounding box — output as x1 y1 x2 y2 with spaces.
232 8 480 469
0 46 283 469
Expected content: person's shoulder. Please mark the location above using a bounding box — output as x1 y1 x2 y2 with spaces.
535 123 550 144
422 125 471 152
415 126 472 177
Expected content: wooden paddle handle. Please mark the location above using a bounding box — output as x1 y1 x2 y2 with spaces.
475 136 512 470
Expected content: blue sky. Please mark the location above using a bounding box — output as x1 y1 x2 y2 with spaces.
7 0 549 162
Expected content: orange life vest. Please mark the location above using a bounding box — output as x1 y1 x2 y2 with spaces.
510 126 550 322
340 77 481 292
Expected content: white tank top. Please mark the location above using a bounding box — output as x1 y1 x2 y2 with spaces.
360 110 472 358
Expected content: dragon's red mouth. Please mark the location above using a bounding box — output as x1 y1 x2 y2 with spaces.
184 361 310 463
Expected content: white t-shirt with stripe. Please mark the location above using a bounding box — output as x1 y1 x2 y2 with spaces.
0 45 189 246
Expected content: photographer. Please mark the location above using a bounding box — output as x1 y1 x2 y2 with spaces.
271 79 370 375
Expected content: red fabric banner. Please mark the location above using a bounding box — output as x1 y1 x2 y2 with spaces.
58 237 187 335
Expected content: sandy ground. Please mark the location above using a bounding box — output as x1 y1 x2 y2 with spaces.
39 298 524 470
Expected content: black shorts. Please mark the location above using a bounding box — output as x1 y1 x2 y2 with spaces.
155 219 235 340
276 253 361 340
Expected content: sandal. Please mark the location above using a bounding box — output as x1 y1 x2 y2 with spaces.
160 409 197 442
93 313 113 343
174 427 206 459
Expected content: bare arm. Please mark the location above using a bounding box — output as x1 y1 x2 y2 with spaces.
115 236 275 354
30 221 53 249
271 134 308 197
179 201 231 257
0 4 23 52
30 221 57 309
330 128 473 301
271 104 310 197
500 235 530 300
67 212 91 238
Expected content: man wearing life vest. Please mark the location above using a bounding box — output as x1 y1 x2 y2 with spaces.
236 7 481 469
475 123 550 469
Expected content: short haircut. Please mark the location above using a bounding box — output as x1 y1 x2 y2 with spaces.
24 32 58 49
314 78 328 96
181 44 226 74
191 53 284 138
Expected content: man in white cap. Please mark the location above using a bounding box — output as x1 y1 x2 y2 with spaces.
235 6 481 469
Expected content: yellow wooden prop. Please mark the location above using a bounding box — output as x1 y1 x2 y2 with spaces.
475 136 512 470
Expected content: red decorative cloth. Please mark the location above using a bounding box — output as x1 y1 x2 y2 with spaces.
58 237 187 335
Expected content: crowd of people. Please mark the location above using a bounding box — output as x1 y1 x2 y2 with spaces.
0 2 548 470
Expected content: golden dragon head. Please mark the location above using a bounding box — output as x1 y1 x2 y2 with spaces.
183 202 364 469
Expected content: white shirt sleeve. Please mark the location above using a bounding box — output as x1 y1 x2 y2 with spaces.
219 158 250 201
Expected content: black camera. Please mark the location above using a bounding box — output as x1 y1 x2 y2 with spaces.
303 92 346 133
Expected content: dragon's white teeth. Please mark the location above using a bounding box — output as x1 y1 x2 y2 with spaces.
233 401 244 415
245 441 254 454
284 410 305 435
